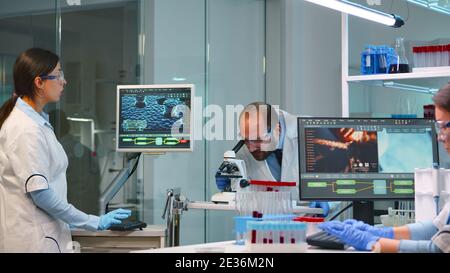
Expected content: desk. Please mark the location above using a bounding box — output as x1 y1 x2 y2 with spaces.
187 201 323 214
134 240 364 253
71 225 166 253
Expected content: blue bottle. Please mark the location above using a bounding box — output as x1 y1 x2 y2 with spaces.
375 46 388 74
361 45 375 75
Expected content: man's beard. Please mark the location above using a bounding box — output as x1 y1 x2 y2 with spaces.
250 150 274 161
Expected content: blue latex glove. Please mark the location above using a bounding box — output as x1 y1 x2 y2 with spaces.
309 201 330 217
98 209 132 230
318 220 346 231
319 222 380 251
343 219 394 239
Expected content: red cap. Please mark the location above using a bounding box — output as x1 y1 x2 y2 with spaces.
412 47 419 53
249 180 296 187
293 216 325 223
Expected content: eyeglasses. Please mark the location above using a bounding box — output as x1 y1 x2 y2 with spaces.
40 70 65 82
435 120 450 140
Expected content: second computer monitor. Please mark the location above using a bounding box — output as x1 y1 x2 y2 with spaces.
116 84 194 152
297 118 439 201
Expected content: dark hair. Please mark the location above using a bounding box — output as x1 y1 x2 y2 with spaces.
433 82 450 113
0 48 59 129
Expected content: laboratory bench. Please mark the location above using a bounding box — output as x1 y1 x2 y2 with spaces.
133 240 364 253
71 225 166 253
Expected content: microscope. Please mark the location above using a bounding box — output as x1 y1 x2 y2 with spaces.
211 140 249 204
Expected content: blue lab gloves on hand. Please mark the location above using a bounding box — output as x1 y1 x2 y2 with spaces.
319 221 380 251
98 209 132 230
309 201 330 217
343 219 394 239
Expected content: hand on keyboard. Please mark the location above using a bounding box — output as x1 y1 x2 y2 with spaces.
319 222 380 251
343 219 394 239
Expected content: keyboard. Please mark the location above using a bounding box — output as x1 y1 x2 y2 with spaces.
109 221 147 231
306 231 346 250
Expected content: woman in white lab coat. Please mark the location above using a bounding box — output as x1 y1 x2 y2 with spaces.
320 82 450 253
0 48 131 252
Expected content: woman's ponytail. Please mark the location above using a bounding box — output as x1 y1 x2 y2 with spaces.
0 95 19 129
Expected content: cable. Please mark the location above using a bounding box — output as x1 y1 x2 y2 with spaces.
127 153 141 180
404 0 410 22
105 153 141 214
329 202 353 221
390 0 409 22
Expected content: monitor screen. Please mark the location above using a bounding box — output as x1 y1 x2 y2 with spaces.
116 84 194 152
297 118 439 201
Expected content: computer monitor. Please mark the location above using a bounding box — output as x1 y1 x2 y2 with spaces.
297 118 439 202
116 84 194 152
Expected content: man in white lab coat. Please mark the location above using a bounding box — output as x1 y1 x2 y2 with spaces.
236 102 331 216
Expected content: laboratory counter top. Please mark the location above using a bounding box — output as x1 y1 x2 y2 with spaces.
71 225 166 252
187 201 323 214
133 240 365 253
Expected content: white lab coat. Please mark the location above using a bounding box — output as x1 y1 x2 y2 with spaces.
237 110 300 199
432 203 450 253
0 99 72 253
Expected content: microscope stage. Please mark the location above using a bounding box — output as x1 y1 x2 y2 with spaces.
211 192 236 204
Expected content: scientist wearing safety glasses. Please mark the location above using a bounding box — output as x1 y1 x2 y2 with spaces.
236 102 336 216
0 48 131 252
319 82 450 253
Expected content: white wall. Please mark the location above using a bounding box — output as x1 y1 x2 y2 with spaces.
277 0 342 117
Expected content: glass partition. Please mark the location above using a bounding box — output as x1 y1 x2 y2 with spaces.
0 0 268 245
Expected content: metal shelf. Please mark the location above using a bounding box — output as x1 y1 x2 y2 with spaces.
346 70 450 82
407 0 450 16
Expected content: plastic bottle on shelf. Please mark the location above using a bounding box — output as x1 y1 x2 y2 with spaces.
413 46 421 68
447 44 450 66
426 46 433 67
438 45 446 66
389 37 410 73
361 45 375 74
375 45 389 74
418 46 425 68
435 45 440 66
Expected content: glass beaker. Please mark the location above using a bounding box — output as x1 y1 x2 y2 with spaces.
389 37 410 73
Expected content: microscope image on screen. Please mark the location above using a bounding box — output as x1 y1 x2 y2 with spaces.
305 127 379 173
377 128 434 173
121 95 189 133
116 85 193 152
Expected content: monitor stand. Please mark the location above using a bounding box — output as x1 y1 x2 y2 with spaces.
353 201 374 225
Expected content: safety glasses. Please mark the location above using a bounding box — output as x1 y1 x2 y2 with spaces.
435 120 450 140
39 70 65 82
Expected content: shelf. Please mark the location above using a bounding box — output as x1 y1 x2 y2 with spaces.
350 81 439 95
407 0 450 16
346 70 450 82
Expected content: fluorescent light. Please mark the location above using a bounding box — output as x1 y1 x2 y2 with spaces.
305 0 404 28
172 77 186 82
382 81 438 94
67 117 94 122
